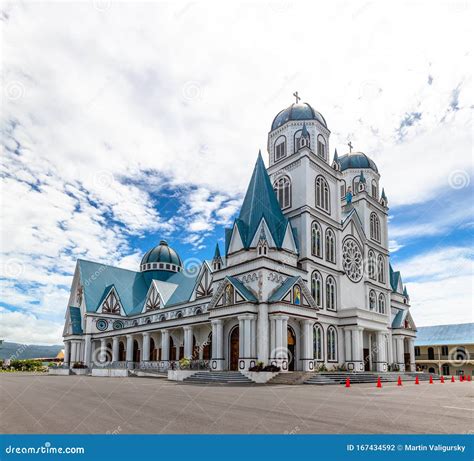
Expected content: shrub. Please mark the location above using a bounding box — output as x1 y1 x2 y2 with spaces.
179 357 191 369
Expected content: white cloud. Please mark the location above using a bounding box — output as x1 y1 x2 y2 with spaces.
0 1 472 342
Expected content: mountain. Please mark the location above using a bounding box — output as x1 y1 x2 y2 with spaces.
0 342 63 360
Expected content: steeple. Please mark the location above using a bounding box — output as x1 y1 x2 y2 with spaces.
212 243 222 271
301 122 310 138
380 188 388 206
359 170 366 183
228 151 289 251
332 149 340 171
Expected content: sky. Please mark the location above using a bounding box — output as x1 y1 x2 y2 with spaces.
0 1 472 344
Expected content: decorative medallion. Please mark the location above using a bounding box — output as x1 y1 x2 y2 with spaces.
112 320 124 330
342 237 363 282
96 318 108 331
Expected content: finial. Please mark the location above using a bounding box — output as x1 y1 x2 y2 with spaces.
293 91 301 104
334 148 339 161
348 141 353 153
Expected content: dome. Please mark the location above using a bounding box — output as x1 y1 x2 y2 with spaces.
271 102 327 131
338 152 378 173
140 240 182 272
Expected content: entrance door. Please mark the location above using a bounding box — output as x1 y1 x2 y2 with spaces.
229 326 239 371
404 353 411 371
133 340 140 363
287 327 296 371
363 348 370 371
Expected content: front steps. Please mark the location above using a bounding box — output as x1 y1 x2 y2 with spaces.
267 372 314 385
183 371 253 384
304 372 440 385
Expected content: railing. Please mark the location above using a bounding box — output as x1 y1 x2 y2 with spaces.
91 360 211 371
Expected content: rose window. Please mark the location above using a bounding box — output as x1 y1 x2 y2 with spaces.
342 238 363 282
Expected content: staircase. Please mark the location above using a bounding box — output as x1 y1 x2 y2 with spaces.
183 371 254 384
267 372 314 385
304 372 440 385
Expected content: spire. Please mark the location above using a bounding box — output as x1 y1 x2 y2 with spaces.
403 286 409 298
301 122 310 138
381 188 387 200
359 170 366 183
235 151 288 249
213 243 221 260
333 148 339 162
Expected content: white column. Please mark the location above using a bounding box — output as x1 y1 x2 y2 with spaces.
70 341 77 363
350 327 364 371
161 330 170 361
269 315 289 371
396 337 405 371
142 332 150 362
183 326 193 359
64 341 71 366
83 335 91 367
408 338 416 372
238 314 257 370
126 335 134 362
112 337 119 362
301 319 314 371
344 329 351 363
99 338 107 364
257 303 269 364
211 319 224 370
376 332 388 372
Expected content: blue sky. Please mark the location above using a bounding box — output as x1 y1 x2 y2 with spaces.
0 1 472 344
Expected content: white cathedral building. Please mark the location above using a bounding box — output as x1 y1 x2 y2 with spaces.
63 97 417 375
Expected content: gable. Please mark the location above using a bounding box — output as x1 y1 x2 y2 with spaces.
268 276 316 308
192 262 213 300
209 276 258 309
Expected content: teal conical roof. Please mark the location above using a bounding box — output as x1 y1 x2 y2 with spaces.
213 243 221 260
233 151 289 249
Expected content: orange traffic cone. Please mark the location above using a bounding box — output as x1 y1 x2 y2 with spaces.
397 376 402 386
440 376 445 383
376 377 382 388
468 375 471 382
345 378 351 388
451 376 455 382
415 375 420 385
429 375 433 384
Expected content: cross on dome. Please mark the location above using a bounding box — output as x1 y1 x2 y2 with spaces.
348 141 353 153
293 91 301 104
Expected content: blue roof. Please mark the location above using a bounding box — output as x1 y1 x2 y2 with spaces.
271 102 327 130
391 309 406 329
389 264 402 293
227 276 258 302
415 323 474 346
229 152 289 251
77 259 198 316
69 306 83 335
269 276 300 302
338 152 378 173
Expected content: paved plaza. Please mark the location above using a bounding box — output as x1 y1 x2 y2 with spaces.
1 374 472 434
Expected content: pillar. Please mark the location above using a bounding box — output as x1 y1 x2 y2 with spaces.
301 319 314 371
211 319 224 370
408 337 416 372
161 330 170 362
344 329 351 363
238 314 257 370
70 341 77 364
396 337 405 371
99 338 107 364
112 337 119 362
183 326 193 359
142 332 150 362
64 341 71 366
126 335 134 363
269 315 289 371
376 332 388 372
257 303 269 364
347 327 364 372
84 335 91 367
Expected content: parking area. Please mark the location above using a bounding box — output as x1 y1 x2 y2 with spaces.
0 374 472 434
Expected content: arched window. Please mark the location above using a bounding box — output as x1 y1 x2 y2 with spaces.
313 324 324 361
325 228 336 263
311 221 322 258
340 180 346 199
371 180 378 199
378 293 385 314
370 213 381 242
352 176 360 195
326 276 336 311
368 250 376 280
274 136 287 161
369 290 376 310
317 135 326 159
377 255 385 283
315 176 330 212
273 176 291 209
311 271 322 307
327 326 337 361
